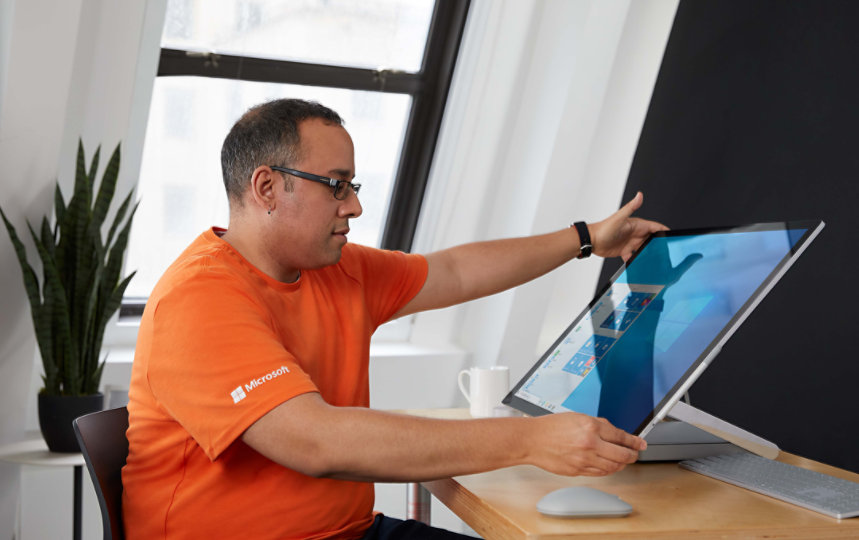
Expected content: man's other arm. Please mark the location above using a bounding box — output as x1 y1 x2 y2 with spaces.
242 392 645 482
393 192 667 318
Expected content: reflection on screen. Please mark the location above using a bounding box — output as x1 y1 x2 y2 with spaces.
515 228 808 433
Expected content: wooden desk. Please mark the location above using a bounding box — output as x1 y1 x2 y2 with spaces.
406 410 859 539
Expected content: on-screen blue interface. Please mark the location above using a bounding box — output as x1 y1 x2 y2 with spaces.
513 227 809 433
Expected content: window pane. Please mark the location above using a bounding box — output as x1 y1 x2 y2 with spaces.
124 77 411 297
162 0 435 72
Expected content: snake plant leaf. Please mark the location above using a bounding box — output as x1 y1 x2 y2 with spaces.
33 293 56 390
87 145 100 191
101 271 136 332
71 223 98 353
70 143 104 372
26 221 70 388
100 203 137 335
39 217 55 265
81 285 103 395
53 184 65 239
92 144 119 230
80 256 103 377
0 209 60 392
76 140 92 215
71 140 94 283
103 201 138 295
0 208 42 311
58 147 90 333
89 243 135 392
89 272 135 393
105 190 133 250
26 220 75 394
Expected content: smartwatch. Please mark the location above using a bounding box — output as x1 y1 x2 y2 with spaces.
572 221 592 259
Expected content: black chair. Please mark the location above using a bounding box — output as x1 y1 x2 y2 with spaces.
73 406 129 540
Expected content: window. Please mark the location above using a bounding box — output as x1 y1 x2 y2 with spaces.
122 0 469 311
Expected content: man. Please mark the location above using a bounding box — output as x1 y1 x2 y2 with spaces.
123 98 667 539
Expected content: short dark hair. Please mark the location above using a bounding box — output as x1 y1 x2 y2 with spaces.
220 98 343 205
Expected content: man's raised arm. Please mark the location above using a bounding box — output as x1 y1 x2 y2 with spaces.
394 192 667 318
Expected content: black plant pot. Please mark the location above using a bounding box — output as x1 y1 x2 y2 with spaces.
38 393 104 453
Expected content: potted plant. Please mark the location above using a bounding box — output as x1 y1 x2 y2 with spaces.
1 140 137 452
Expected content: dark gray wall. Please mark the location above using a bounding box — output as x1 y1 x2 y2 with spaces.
599 0 859 472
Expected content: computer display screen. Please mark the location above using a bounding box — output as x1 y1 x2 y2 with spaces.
504 221 823 436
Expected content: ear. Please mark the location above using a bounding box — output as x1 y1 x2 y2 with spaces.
249 165 278 212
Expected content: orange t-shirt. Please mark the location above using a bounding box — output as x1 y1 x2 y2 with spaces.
122 228 428 539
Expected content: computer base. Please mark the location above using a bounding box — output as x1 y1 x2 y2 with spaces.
640 419 742 461
639 401 779 461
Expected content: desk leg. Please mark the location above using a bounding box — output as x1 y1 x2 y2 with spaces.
406 483 431 524
73 465 82 540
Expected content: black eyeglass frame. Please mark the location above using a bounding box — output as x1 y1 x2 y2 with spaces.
270 166 361 200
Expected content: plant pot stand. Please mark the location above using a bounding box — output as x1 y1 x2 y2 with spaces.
0 435 86 540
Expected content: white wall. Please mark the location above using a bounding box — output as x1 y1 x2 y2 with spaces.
0 1 86 537
0 0 676 537
413 0 678 384
0 0 14 107
0 0 164 538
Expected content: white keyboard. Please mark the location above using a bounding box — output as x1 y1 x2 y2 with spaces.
680 452 859 519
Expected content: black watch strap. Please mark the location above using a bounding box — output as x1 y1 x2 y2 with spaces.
572 221 592 259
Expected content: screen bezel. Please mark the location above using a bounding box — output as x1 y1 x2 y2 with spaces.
502 220 824 436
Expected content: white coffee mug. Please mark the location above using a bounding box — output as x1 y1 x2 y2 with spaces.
458 366 510 418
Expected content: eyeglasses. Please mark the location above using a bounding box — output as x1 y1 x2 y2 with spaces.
270 166 361 201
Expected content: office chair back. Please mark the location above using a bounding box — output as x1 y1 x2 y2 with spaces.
73 406 129 540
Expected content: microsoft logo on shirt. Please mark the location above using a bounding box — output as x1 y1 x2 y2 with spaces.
231 386 247 403
230 366 291 404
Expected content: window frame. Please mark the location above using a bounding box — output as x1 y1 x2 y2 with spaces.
119 0 470 319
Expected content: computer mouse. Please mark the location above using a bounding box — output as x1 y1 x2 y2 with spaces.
536 486 633 518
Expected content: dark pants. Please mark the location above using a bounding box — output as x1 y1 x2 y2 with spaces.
360 514 476 539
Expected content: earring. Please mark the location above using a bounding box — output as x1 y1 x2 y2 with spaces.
267 208 272 215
